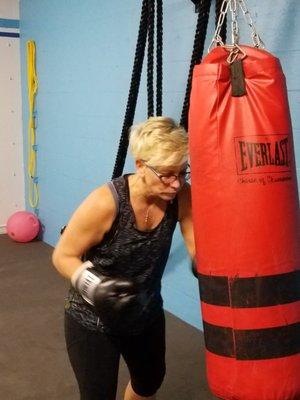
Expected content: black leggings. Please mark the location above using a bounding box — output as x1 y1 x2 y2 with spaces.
64 311 166 400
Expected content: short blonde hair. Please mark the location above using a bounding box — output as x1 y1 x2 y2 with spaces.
129 116 188 167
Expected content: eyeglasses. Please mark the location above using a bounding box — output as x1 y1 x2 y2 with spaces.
143 162 191 184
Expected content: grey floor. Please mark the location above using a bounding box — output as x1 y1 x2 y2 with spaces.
0 234 217 400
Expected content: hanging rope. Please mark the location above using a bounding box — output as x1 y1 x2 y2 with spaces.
156 0 163 116
148 0 163 117
112 0 213 177
147 0 155 117
26 40 39 210
180 0 212 131
112 0 163 179
112 0 149 179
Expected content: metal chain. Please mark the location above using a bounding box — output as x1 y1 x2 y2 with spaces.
208 0 230 50
216 0 227 44
238 0 265 48
208 0 264 52
229 0 239 46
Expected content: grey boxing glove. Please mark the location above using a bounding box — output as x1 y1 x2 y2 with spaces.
71 261 102 305
71 262 139 325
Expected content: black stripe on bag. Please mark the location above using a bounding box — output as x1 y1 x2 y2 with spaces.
203 321 300 360
198 270 300 307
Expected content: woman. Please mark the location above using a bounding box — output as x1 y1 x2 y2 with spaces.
52 116 195 400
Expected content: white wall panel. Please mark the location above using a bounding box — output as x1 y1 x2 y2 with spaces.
0 1 24 233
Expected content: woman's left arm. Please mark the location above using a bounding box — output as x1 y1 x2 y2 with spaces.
178 183 196 260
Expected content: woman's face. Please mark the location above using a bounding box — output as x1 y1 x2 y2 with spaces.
137 160 189 201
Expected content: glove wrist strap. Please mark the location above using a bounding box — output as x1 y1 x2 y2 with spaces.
71 261 101 305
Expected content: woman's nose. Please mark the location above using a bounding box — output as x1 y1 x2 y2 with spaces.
170 178 181 190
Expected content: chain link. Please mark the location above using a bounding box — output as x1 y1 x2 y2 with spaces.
208 0 230 51
230 0 239 45
208 0 264 52
238 0 265 48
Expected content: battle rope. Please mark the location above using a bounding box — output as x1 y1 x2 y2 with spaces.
147 0 163 117
112 0 216 176
112 0 163 179
147 0 155 117
156 0 163 116
112 0 149 179
180 0 212 130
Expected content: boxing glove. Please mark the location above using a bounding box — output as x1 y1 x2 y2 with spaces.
71 261 139 324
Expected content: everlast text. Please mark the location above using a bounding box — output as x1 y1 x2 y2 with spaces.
238 138 289 172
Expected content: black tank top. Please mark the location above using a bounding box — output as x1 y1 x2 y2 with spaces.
65 174 178 335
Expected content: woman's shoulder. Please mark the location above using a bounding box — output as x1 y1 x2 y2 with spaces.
84 174 129 218
89 182 117 209
59 183 118 248
82 183 116 220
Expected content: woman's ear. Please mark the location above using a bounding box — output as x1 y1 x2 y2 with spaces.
135 159 145 177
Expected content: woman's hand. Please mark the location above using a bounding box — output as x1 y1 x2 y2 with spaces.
178 183 196 260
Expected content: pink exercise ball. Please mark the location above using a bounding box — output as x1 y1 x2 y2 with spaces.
6 211 40 243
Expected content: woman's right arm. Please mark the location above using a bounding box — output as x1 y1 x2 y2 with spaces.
52 184 117 280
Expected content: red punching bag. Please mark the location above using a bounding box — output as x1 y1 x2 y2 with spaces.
189 1 300 399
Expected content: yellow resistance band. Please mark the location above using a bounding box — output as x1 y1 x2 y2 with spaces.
26 40 39 209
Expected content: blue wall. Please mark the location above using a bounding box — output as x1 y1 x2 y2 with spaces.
20 0 300 330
